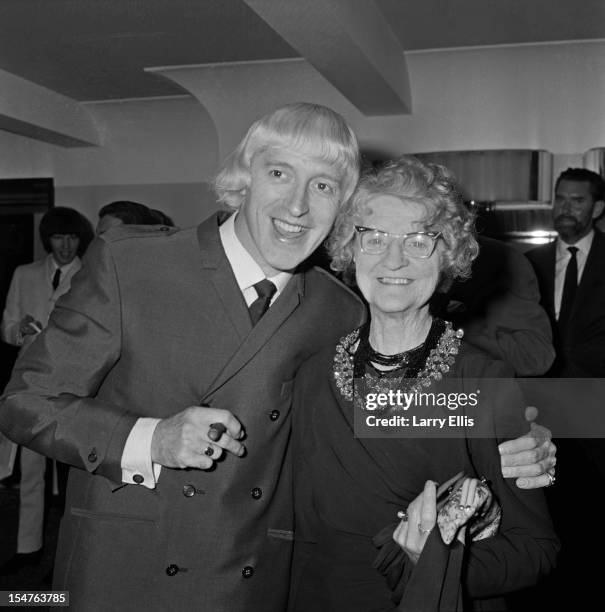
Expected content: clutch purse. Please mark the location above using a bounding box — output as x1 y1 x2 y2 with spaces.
436 471 501 545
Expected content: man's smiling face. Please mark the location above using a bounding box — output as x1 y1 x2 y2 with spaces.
49 233 80 266
234 146 344 275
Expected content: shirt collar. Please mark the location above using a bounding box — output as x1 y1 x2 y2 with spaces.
556 229 594 259
219 212 291 294
47 254 80 275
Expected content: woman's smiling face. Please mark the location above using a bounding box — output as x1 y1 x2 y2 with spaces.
354 194 442 318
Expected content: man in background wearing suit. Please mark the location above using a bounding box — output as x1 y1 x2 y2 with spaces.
438 234 555 378
1 104 555 611
527 167 605 377
526 167 605 607
0 207 93 574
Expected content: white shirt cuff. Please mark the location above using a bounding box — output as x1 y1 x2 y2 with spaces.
121 418 162 489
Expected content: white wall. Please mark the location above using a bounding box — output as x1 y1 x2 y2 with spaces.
0 97 219 228
357 40 605 159
55 182 216 229
54 97 218 186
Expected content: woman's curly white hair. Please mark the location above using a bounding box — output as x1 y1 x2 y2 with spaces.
327 155 478 289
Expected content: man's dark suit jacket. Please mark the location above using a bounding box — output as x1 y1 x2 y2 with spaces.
0 213 365 611
434 235 554 376
526 230 605 378
524 230 605 608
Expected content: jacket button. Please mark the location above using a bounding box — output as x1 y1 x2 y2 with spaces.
159 226 170 232
242 566 254 578
269 410 280 421
251 487 262 500
182 484 196 497
87 451 97 463
166 564 179 576
133 474 144 484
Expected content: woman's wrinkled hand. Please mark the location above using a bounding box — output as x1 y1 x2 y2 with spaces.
393 480 437 565
394 477 487 563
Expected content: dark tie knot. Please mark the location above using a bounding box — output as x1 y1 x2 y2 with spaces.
248 279 277 326
567 246 578 257
52 268 62 290
253 279 277 301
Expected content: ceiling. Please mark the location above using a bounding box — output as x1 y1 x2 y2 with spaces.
0 0 603 102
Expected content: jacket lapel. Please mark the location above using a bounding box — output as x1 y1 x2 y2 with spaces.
201 273 304 401
536 243 556 320
196 213 304 400
197 214 252 344
572 231 605 320
210 258 253 343
54 258 82 297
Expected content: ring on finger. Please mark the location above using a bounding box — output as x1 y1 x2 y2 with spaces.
417 523 431 535
547 471 556 487
397 510 408 521
204 446 214 457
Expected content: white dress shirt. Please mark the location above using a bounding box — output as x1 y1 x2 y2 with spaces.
121 213 292 488
554 230 593 320
50 256 80 283
1 254 81 347
218 212 291 305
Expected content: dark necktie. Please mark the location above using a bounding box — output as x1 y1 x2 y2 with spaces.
52 268 62 291
558 246 578 335
248 279 277 326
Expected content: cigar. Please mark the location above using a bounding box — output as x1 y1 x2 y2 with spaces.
208 423 227 442
29 322 42 333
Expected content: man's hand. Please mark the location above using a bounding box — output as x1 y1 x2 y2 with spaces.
498 406 556 489
19 314 43 336
151 406 245 469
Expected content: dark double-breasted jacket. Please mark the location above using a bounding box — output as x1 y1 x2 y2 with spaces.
0 212 364 611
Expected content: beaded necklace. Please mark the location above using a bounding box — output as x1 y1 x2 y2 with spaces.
333 318 463 406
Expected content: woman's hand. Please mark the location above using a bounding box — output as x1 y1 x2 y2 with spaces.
394 478 484 563
393 480 437 565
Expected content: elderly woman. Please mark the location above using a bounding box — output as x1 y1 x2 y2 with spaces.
289 157 558 611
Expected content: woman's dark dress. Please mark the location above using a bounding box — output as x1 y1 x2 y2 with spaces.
289 341 558 611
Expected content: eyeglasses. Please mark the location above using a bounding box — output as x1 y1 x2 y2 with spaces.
354 225 442 258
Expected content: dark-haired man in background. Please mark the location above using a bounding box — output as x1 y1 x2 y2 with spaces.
526 167 605 607
527 167 605 377
0 207 94 574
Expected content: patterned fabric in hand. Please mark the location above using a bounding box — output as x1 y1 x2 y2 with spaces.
436 473 502 545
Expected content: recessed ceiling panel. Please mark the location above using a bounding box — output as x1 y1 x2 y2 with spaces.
375 0 605 50
0 0 298 100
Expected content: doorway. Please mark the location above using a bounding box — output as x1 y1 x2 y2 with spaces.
0 178 53 391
